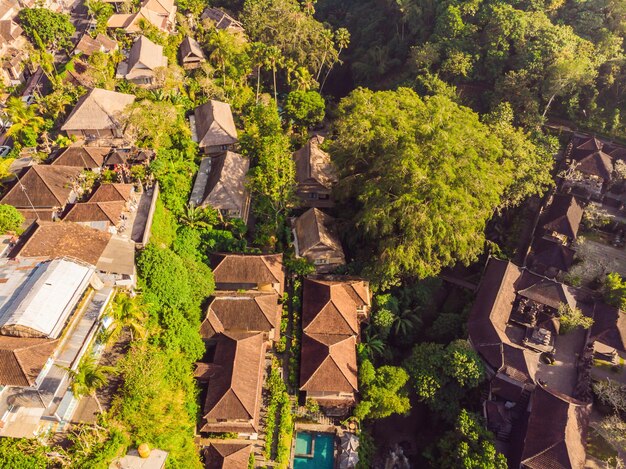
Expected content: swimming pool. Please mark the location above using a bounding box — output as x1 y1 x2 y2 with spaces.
293 431 335 469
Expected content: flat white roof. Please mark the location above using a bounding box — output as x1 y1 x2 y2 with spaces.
0 258 94 338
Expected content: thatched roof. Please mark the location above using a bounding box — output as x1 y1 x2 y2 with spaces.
294 135 337 189
192 152 249 214
179 36 205 62
61 88 135 132
194 100 238 149
126 35 167 78
294 208 344 259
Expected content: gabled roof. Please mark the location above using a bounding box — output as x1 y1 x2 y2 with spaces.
201 292 280 338
107 6 169 33
203 443 252 469
294 208 344 258
64 201 126 224
0 165 82 209
194 100 238 149
575 150 613 180
61 88 135 131
300 333 358 393
75 34 105 56
590 302 626 352
520 386 590 469
294 135 337 189
126 35 167 77
211 253 284 292
52 146 111 168
302 277 369 336
179 36 205 62
196 152 249 212
0 335 58 387
89 183 134 202
202 332 265 429
13 221 111 265
542 194 583 239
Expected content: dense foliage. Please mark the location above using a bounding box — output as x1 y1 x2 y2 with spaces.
17 8 75 50
0 438 48 469
354 359 411 420
331 87 552 287
0 204 24 234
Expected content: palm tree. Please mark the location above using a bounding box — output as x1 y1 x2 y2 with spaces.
360 329 389 361
5 97 44 147
180 203 217 230
64 355 115 414
251 42 267 103
392 307 421 337
292 66 315 91
321 28 350 92
264 46 282 105
315 29 335 82
108 292 147 341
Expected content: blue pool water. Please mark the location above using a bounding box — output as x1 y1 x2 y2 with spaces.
293 431 335 469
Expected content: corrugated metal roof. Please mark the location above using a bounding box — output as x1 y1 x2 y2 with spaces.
0 258 94 339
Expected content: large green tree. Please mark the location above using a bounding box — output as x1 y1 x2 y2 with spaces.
0 204 24 234
354 359 411 420
17 8 75 50
434 409 507 469
331 87 551 287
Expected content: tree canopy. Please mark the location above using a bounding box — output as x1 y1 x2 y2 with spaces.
0 204 24 234
17 8 75 50
331 87 552 287
354 359 411 421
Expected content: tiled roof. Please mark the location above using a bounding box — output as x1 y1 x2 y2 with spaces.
211 253 284 292
201 332 265 433
0 165 82 209
0 335 58 386
52 146 111 168
64 201 126 225
89 183 134 202
203 443 251 469
201 292 280 338
520 386 590 469
542 194 583 239
300 333 358 393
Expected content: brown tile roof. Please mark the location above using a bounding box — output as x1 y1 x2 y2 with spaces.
530 238 575 273
203 443 252 469
590 302 626 352
61 88 135 132
201 292 280 338
211 253 284 293
520 386 590 469
194 100 238 149
542 194 583 239
74 34 105 56
294 208 344 259
294 135 337 189
13 221 111 265
576 137 603 152
302 277 370 336
0 20 22 43
300 333 358 393
0 336 58 386
52 146 111 168
89 183 134 202
575 150 613 180
64 201 126 225
518 280 577 310
201 332 265 433
0 165 82 209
